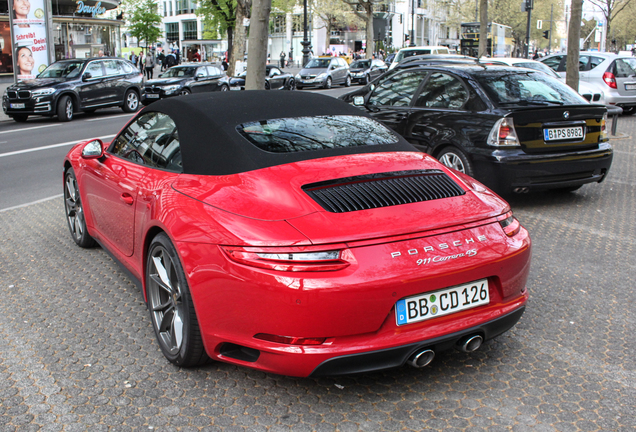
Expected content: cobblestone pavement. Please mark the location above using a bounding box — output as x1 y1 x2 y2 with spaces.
1 118 635 432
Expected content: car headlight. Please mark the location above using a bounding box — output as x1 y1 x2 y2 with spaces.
316 73 326 80
31 88 56 97
162 85 180 93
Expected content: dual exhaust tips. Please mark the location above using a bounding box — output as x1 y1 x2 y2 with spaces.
406 335 484 369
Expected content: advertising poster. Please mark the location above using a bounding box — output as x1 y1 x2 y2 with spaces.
9 0 50 81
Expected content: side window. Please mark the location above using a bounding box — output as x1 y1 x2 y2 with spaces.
110 112 182 172
579 55 590 71
85 61 105 78
270 68 281 76
589 56 605 70
414 73 468 109
120 61 134 74
541 56 563 71
206 66 221 76
104 60 122 76
368 71 426 107
196 67 207 77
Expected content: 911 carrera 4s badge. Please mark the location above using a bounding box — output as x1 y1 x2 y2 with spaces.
396 279 490 325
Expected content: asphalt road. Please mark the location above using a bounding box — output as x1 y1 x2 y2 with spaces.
0 96 635 431
0 86 352 211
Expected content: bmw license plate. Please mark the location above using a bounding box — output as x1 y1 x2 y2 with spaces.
146 94 160 99
625 84 636 90
396 279 489 326
543 126 584 141
10 103 25 109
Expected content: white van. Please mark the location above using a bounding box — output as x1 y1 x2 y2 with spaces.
389 46 451 70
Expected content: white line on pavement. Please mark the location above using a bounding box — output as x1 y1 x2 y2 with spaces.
0 124 61 135
0 194 63 213
86 114 135 122
0 134 116 158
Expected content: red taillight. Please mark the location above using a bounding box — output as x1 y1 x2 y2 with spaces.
499 125 511 139
497 211 521 237
222 247 354 272
603 72 617 89
254 333 327 345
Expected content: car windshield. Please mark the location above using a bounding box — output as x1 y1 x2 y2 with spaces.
512 61 560 79
162 67 196 77
396 49 432 62
350 60 371 69
38 61 84 79
476 71 588 106
305 59 331 69
238 115 398 153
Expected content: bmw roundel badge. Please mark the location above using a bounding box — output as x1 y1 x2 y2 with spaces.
563 111 570 119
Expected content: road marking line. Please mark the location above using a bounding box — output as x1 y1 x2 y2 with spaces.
0 194 63 213
86 114 135 122
0 124 61 135
0 134 115 158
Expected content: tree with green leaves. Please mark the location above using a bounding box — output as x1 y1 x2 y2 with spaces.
125 0 162 49
341 0 384 59
313 0 363 54
588 0 633 51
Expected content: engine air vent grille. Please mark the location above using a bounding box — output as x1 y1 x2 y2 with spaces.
303 170 465 213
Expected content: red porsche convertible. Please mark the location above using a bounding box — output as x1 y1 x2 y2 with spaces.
63 91 531 377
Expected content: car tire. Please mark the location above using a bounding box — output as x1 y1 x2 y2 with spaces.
64 168 96 248
286 79 296 90
122 90 139 112
436 146 474 177
621 106 636 115
264 81 271 90
220 85 229 91
362 74 370 85
324 77 332 89
146 233 210 367
344 75 352 87
12 114 28 122
57 95 74 122
180 88 191 96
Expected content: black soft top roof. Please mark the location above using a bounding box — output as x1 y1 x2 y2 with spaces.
138 91 414 176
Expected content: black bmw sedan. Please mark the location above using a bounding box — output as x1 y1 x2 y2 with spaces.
142 64 230 105
229 65 296 90
341 63 613 194
3 57 143 122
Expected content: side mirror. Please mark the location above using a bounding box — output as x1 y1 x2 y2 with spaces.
353 96 365 106
81 139 104 159
196 73 205 80
82 72 92 81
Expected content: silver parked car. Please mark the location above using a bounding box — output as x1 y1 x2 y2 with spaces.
540 52 636 114
295 57 351 89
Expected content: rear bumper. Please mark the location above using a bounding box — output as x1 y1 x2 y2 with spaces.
471 143 613 193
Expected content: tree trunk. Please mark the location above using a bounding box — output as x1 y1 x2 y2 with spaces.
566 0 583 91
245 0 271 90
365 5 373 59
478 0 488 58
228 1 249 77
226 26 234 72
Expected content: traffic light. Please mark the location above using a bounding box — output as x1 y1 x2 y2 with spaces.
543 30 550 40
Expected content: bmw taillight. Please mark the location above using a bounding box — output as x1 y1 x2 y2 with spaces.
497 211 521 237
254 333 327 345
603 71 617 89
600 112 608 141
222 247 355 272
487 118 520 147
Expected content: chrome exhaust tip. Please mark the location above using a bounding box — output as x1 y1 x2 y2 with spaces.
459 335 483 353
407 349 435 368
513 187 529 194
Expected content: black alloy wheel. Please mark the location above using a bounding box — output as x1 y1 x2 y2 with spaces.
286 78 296 90
122 90 139 112
146 233 209 367
436 146 474 177
64 168 95 248
57 95 74 122
264 81 271 90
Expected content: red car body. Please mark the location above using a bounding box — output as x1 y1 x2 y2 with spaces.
64 92 530 377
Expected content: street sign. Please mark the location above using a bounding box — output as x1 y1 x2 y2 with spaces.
537 20 542 29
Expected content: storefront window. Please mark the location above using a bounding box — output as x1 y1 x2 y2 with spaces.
0 21 12 74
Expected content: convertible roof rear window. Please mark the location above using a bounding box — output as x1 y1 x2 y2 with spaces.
237 115 399 153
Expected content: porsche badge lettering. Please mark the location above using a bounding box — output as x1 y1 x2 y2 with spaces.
390 235 488 259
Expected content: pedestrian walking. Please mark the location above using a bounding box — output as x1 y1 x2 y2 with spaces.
144 51 155 80
280 51 286 68
158 51 166 71
165 50 177 69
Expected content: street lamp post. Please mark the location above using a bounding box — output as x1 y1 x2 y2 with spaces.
410 0 416 47
301 0 312 66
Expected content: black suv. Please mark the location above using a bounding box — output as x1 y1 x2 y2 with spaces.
3 57 143 122
142 64 230 105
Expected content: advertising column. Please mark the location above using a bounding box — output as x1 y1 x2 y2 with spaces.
8 0 52 81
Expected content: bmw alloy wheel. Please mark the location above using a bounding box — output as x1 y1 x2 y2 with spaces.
64 168 94 248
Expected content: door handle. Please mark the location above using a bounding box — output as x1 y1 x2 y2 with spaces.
120 193 134 205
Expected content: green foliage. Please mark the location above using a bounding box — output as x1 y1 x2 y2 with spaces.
126 0 162 47
197 0 236 33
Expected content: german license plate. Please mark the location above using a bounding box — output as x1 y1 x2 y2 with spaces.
396 279 489 326
625 84 636 90
146 94 160 99
10 103 25 109
543 126 584 141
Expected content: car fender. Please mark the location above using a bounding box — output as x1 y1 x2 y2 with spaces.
54 90 81 114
